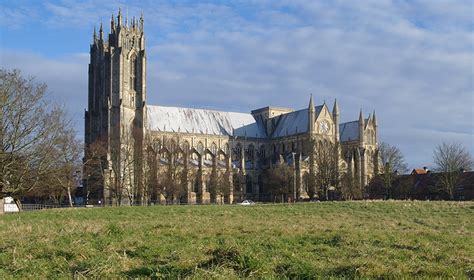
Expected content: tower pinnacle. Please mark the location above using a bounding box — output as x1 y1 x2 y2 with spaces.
308 94 315 133
332 99 339 116
99 22 103 40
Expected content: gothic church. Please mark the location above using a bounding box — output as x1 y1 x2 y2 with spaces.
84 11 379 205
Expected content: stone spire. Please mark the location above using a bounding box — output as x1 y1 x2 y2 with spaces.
373 110 378 146
99 22 103 40
308 94 315 133
118 8 122 27
359 109 364 147
92 26 97 42
373 110 377 127
332 99 339 117
111 13 115 32
333 99 340 141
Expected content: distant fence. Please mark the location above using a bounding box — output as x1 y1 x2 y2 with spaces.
20 204 86 212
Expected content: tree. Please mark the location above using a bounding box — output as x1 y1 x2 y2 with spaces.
49 113 82 207
207 164 221 203
340 171 362 200
433 142 473 199
378 142 408 199
262 163 292 202
83 136 108 205
218 169 232 204
153 137 188 204
0 69 74 199
311 140 339 201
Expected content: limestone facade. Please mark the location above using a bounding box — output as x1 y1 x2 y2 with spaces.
84 11 379 205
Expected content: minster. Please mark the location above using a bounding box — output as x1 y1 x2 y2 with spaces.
84 10 379 205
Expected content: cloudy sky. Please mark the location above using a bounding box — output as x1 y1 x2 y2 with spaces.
1 0 473 170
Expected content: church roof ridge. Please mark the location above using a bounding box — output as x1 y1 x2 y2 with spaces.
147 104 249 116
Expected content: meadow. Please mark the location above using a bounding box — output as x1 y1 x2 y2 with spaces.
0 201 473 279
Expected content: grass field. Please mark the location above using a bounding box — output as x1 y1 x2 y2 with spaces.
0 201 473 279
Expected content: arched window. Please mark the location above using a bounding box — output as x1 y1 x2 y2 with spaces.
246 144 255 161
130 54 138 91
210 142 217 155
246 175 253 194
193 177 199 193
259 145 266 159
196 141 204 154
235 143 242 159
182 140 190 153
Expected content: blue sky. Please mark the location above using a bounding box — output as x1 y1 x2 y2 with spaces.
1 0 473 170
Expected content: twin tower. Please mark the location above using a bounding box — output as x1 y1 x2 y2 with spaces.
84 10 147 203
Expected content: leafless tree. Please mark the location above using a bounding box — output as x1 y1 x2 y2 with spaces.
151 136 188 204
207 163 220 203
340 171 362 200
262 163 292 202
433 142 473 199
311 140 339 200
0 69 73 199
83 136 108 204
378 142 408 199
49 113 82 206
218 169 232 204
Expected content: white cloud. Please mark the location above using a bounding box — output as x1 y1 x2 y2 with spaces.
1 0 472 168
0 49 88 136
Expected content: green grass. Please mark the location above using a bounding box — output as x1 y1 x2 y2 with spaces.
1 201 473 279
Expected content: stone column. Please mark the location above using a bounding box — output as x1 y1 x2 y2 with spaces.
225 155 234 204
360 148 367 187
198 155 210 204
295 153 303 200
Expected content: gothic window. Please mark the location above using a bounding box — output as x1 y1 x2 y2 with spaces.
130 54 138 91
246 175 253 194
182 140 190 153
235 143 242 159
233 173 240 192
259 145 266 159
193 177 199 193
210 142 217 155
246 144 255 161
169 139 177 152
196 141 204 154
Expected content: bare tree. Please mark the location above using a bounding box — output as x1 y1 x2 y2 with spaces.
262 163 292 202
378 142 408 199
153 137 188 204
207 164 220 203
433 142 473 199
218 169 232 204
83 136 108 205
311 140 339 201
340 171 362 200
50 113 82 207
0 69 72 199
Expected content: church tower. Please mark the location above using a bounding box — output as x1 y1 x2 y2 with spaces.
84 9 146 205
